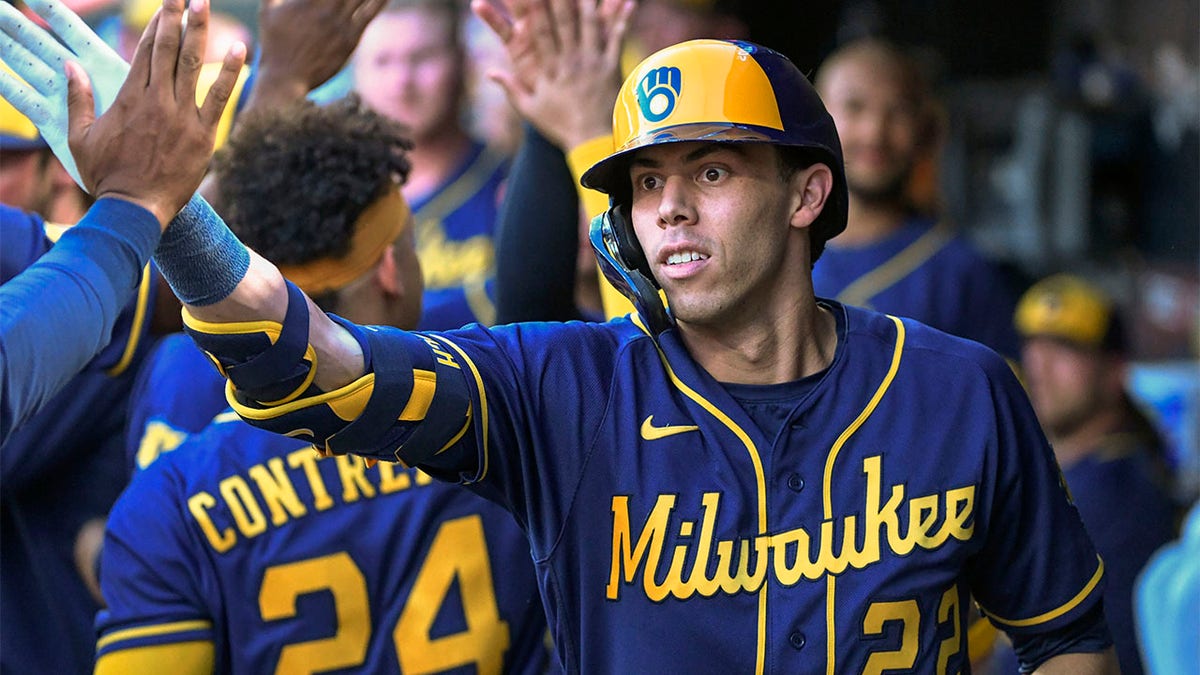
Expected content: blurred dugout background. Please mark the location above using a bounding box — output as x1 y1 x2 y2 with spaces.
46 0 1200 494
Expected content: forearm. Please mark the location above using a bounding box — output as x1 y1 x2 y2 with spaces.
1033 647 1119 674
0 198 158 443
155 197 365 392
495 124 583 323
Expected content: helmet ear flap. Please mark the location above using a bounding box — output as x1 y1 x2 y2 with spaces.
589 205 674 335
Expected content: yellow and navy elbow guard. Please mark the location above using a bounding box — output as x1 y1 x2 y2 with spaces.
183 282 472 465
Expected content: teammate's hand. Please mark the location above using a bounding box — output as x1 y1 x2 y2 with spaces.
245 0 387 109
66 0 246 227
0 0 134 187
473 0 634 150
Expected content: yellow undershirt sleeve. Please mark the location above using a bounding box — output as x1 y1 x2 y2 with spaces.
566 135 636 320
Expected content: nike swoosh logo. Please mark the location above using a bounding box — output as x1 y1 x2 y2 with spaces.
640 415 699 441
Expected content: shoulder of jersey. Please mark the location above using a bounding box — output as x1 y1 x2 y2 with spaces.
842 302 1009 374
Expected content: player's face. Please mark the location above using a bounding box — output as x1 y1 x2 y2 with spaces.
820 56 921 204
0 149 53 213
1020 337 1119 439
353 9 464 143
628 141 806 327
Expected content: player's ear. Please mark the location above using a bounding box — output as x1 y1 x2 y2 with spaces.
789 163 833 230
375 244 402 297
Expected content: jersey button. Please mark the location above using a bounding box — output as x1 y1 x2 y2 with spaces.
787 474 805 492
788 631 806 650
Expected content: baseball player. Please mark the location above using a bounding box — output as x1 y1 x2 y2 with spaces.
354 0 508 330
812 39 1022 359
6 10 1117 671
98 96 548 674
0 3 243 670
1009 274 1180 675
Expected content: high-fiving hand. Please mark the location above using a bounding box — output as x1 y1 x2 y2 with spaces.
2 0 245 226
75 0 245 226
0 0 135 186
472 0 634 150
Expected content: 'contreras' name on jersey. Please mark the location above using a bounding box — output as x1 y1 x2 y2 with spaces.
187 447 436 553
608 455 975 601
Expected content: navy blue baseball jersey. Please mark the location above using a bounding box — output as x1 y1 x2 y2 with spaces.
101 335 549 673
412 141 507 331
195 301 1105 673
0 203 157 674
996 431 1178 675
812 216 1021 358
125 333 232 473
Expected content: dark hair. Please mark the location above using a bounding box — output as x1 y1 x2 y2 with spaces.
211 95 413 267
776 145 844 264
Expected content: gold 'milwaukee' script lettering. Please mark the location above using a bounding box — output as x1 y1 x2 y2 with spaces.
606 455 975 601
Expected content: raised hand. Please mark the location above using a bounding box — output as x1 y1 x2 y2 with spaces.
245 0 388 109
0 0 134 185
472 0 634 150
66 0 246 226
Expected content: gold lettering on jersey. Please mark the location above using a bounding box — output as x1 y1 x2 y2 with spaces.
607 455 975 601
417 226 493 290
248 457 308 525
419 334 461 370
187 455 437 553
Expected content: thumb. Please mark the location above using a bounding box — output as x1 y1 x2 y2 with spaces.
486 69 525 106
65 61 96 156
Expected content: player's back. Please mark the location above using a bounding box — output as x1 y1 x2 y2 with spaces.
125 332 231 472
98 413 549 674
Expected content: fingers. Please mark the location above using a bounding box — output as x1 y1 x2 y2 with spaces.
471 0 512 44
523 0 557 67
25 0 122 64
577 0 598 54
65 61 96 164
151 0 187 91
124 10 161 90
0 31 61 99
175 0 210 103
0 3 74 81
547 0 577 51
601 0 634 66
198 42 247 128
348 0 388 31
0 67 52 126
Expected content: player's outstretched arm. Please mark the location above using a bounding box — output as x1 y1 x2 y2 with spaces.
0 0 244 443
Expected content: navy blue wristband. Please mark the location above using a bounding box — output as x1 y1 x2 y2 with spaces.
154 194 251 306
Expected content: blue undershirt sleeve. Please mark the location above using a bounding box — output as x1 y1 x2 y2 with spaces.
0 198 159 445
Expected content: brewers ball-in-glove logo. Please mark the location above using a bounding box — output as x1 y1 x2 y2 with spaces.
636 66 681 122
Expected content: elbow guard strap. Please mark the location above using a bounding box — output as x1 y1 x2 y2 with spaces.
182 281 316 405
184 298 473 463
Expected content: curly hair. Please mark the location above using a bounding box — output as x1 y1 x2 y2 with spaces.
211 95 413 267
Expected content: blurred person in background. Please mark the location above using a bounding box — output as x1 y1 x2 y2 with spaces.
813 38 1022 358
1 68 89 223
1008 273 1181 675
354 0 507 330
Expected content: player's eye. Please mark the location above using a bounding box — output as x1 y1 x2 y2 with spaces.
699 167 728 183
636 174 662 191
